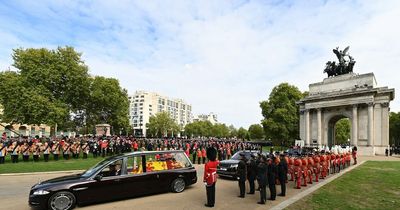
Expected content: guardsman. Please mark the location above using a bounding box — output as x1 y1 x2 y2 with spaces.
21 142 30 162
63 142 71 160
247 154 257 194
330 153 336 173
52 141 60 161
352 146 357 165
277 153 288 196
301 155 308 186
204 147 219 208
0 142 6 164
267 156 277 200
32 143 40 162
307 154 314 184
202 147 207 164
320 153 327 179
197 148 202 164
294 156 302 189
82 142 89 159
9 141 20 163
256 155 268 204
42 142 51 162
288 156 295 181
313 154 320 182
237 153 247 198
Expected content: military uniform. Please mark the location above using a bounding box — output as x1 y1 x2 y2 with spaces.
277 155 288 196
247 155 257 194
267 157 276 200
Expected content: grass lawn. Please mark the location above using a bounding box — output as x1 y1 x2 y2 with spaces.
286 161 400 210
0 154 105 174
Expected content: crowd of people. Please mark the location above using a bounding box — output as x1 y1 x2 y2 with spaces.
0 134 260 164
203 145 358 207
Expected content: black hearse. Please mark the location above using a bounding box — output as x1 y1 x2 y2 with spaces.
29 150 197 210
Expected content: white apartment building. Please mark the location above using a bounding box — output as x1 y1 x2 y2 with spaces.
193 112 218 125
128 90 193 137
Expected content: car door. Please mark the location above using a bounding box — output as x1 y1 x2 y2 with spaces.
75 159 126 204
123 155 156 197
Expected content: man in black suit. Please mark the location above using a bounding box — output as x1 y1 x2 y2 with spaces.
256 156 268 204
237 153 247 198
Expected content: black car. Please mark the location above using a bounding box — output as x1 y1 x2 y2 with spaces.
217 150 261 179
29 150 197 210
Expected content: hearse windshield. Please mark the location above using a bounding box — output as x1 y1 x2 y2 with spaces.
81 158 111 178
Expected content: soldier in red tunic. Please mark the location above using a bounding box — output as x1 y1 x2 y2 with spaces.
204 147 219 208
294 157 302 189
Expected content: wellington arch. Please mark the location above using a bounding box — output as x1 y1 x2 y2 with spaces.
297 72 395 156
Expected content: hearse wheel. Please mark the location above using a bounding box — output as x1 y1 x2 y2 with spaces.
171 178 186 193
48 191 76 210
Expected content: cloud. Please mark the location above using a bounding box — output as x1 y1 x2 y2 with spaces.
0 0 399 128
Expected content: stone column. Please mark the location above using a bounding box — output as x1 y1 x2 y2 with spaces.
368 103 374 146
352 105 358 146
317 108 322 146
305 109 310 146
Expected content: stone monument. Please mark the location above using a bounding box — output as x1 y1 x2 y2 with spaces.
297 47 395 155
95 124 111 137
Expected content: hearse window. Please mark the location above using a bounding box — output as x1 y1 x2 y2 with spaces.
144 152 192 172
127 156 143 174
99 159 123 177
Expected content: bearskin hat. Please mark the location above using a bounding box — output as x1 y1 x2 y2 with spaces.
206 147 217 161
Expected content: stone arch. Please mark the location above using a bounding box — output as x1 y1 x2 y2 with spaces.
322 108 352 147
297 73 394 155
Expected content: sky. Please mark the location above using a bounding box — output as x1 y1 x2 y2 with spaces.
0 0 399 128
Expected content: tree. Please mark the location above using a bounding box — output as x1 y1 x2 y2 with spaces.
335 118 350 145
228 125 238 138
211 123 230 138
86 76 130 134
147 112 179 137
260 83 303 146
237 127 249 140
248 124 264 140
0 46 129 134
390 112 400 145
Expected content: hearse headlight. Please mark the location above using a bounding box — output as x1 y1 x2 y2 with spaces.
230 164 238 168
33 190 50 195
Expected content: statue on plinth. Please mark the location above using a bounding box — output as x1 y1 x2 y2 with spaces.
324 46 356 77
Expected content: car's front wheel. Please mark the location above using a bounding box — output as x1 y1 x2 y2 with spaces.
48 191 76 210
171 178 186 193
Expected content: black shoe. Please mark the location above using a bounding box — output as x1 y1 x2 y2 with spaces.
278 194 285 197
257 201 265 204
204 204 214 207
247 192 255 194
238 195 245 198
269 198 276 200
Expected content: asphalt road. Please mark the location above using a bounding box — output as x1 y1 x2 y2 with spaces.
0 164 315 210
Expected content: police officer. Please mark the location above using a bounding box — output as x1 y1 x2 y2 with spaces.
256 155 268 204
247 154 257 194
277 153 288 196
267 156 277 200
237 153 247 198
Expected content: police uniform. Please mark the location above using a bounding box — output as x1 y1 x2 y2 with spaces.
277 154 288 196
267 157 276 200
256 156 268 204
247 155 257 194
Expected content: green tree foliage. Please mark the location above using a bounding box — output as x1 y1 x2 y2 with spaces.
237 127 249 140
228 125 238 138
389 112 400 145
248 124 264 140
0 46 129 133
147 112 179 137
260 83 303 146
86 76 130 133
335 118 351 145
184 121 233 138
184 121 213 137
